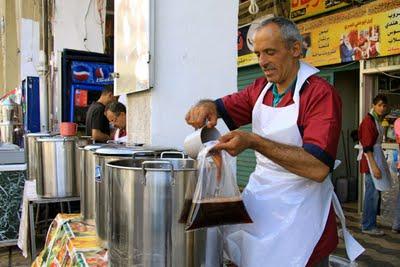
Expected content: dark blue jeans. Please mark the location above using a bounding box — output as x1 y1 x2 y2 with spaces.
393 177 400 230
362 173 380 230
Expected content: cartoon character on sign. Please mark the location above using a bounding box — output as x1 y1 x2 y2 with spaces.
368 26 380 58
354 30 370 60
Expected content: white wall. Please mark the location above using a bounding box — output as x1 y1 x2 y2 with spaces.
52 0 106 53
20 19 39 81
50 0 106 129
149 0 238 149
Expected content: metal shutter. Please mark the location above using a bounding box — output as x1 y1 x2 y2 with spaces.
236 65 263 187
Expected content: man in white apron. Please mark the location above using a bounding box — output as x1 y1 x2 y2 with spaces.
185 17 364 266
357 94 391 236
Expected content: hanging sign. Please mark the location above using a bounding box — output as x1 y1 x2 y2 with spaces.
298 0 400 67
290 0 350 21
238 23 258 68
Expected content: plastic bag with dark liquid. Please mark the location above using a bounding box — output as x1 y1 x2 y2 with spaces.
179 151 222 223
185 141 252 231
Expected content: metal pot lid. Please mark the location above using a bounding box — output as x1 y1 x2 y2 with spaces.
138 145 177 152
37 136 76 142
95 147 137 156
84 144 104 151
26 132 53 137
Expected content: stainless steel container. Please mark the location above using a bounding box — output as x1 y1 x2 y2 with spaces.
94 147 141 248
106 158 221 267
75 136 92 195
81 144 103 221
24 133 53 180
0 98 21 123
36 136 77 197
94 147 180 248
0 123 14 143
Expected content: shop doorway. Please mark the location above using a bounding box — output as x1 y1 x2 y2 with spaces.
333 69 360 204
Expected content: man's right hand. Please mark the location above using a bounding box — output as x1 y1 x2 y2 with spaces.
372 165 382 179
185 100 218 129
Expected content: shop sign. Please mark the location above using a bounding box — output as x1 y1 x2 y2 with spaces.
238 23 258 68
298 0 400 67
238 15 274 68
290 0 350 21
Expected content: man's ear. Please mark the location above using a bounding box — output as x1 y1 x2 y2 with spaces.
292 41 302 58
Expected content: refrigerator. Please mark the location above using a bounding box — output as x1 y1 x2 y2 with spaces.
61 49 113 134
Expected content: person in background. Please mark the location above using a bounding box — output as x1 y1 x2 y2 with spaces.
392 118 400 233
85 85 117 142
185 17 364 267
358 94 389 236
105 101 127 142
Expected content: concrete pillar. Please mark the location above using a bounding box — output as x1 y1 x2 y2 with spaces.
126 0 238 149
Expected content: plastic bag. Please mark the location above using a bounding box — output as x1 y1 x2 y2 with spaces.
185 141 252 231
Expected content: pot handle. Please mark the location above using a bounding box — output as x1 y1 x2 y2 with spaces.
160 151 185 159
132 150 157 159
141 161 175 186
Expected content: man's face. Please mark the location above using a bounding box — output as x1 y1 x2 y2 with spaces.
373 100 388 116
253 23 301 84
106 110 126 129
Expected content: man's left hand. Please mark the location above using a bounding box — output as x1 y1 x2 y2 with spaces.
212 130 255 156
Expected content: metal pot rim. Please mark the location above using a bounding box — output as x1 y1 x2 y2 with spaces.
106 165 197 172
37 137 76 142
106 159 197 172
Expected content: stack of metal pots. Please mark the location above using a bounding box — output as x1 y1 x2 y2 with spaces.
106 154 223 267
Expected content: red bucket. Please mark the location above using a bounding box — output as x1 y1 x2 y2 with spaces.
60 122 78 136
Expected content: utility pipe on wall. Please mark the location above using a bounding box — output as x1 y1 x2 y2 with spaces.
39 0 49 132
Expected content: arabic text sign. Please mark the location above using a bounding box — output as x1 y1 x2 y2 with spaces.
299 1 400 67
290 0 349 21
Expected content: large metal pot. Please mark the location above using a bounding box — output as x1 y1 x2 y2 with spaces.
94 146 138 247
24 132 53 180
74 136 92 195
106 158 222 267
36 136 77 197
81 144 103 221
94 147 181 248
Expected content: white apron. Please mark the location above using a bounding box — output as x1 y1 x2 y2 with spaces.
357 115 392 191
113 128 128 143
224 62 364 267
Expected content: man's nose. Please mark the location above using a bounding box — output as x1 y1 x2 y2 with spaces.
258 54 268 68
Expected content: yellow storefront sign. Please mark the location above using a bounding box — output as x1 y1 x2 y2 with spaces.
290 0 349 21
238 53 259 68
299 0 400 67
238 0 400 68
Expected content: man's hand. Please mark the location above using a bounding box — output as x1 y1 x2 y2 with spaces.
185 100 218 129
371 165 382 179
212 130 255 156
365 152 382 179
